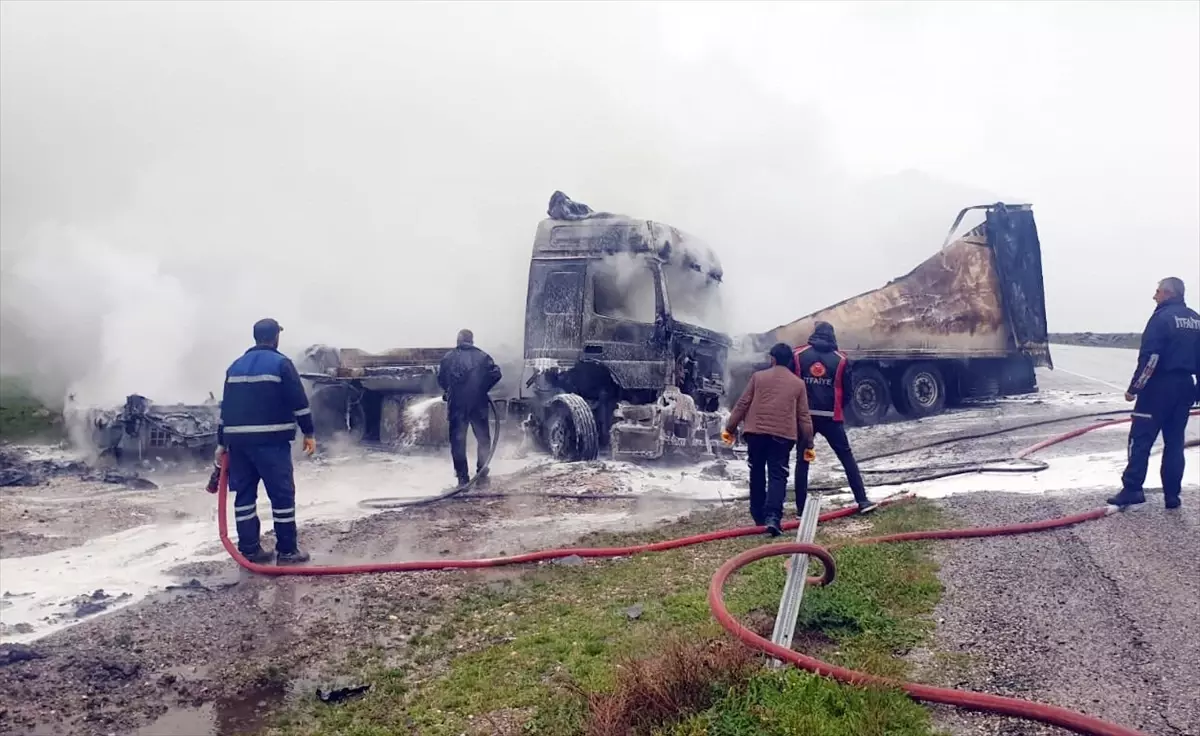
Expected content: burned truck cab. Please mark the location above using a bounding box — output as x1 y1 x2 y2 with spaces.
518 207 732 461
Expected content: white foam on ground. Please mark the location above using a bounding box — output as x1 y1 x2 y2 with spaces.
0 346 1185 643
0 451 538 643
864 446 1200 502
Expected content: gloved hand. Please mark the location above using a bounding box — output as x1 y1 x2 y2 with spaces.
302 436 317 456
802 447 816 463
1124 391 1136 403
720 429 734 446
441 391 449 403
213 445 226 467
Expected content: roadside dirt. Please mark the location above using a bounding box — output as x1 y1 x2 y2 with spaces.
0 461 713 736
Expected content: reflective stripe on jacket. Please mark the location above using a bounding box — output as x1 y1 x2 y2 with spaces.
218 346 314 446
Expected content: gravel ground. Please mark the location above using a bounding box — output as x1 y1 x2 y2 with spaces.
929 491 1200 736
0 464 702 736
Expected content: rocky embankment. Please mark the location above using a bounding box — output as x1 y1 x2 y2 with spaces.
1048 333 1140 350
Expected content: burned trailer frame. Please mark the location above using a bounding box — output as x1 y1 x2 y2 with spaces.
748 202 1053 426
513 213 732 461
298 346 459 447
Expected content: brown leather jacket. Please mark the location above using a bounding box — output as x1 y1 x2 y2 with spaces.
725 365 815 448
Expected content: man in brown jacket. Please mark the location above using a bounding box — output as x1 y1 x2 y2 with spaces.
723 342 815 535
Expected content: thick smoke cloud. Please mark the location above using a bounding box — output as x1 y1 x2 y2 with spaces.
2 2 1197 407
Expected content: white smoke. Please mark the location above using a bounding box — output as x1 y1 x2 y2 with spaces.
2 1 1195 414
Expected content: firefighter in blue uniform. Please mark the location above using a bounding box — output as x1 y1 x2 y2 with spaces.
1109 278 1200 510
792 321 876 515
216 318 316 564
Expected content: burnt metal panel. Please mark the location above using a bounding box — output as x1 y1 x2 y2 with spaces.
985 205 1053 368
760 204 1052 369
770 232 1012 355
524 261 587 361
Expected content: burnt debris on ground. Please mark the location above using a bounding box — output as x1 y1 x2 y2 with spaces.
0 446 157 489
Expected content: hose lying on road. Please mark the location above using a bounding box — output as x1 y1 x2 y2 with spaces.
214 410 1200 736
355 400 502 510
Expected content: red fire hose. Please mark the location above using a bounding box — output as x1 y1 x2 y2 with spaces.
215 410 1199 735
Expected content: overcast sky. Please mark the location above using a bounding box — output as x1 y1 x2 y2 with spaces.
1 1 1197 403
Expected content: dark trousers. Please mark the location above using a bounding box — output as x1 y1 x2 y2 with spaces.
745 433 795 524
228 442 298 554
795 417 868 513
449 402 491 480
1120 374 1195 500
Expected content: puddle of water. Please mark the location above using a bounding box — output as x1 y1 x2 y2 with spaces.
134 681 285 736
135 703 215 736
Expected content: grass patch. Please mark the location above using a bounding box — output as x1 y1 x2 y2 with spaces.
273 500 949 736
0 377 62 441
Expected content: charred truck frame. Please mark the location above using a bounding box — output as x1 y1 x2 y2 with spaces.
298 195 732 462
746 203 1053 425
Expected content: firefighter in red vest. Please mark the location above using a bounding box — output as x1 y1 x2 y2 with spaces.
792 321 876 515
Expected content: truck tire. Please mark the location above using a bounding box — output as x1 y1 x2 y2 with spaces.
845 365 891 426
544 393 599 461
894 362 947 418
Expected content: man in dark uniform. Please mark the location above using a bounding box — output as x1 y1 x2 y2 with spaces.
217 318 316 564
1109 278 1200 510
792 321 875 515
438 329 502 489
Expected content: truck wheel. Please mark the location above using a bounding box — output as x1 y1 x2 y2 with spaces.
544 393 599 461
846 366 890 426
895 362 946 418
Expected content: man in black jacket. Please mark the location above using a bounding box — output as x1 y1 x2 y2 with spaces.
792 321 875 515
1109 277 1200 510
438 329 502 489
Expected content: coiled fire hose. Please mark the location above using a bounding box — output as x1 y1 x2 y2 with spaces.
215 409 1199 736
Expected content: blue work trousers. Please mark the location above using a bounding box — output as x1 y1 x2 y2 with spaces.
228 443 298 554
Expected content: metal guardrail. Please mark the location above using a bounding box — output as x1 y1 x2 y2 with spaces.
769 493 822 667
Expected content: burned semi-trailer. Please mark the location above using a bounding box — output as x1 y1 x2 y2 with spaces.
744 203 1053 425
298 193 732 461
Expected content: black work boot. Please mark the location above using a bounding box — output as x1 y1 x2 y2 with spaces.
857 501 878 514
764 515 782 537
276 548 311 565
474 467 490 488
1165 494 1182 510
241 547 274 565
1106 490 1146 510
455 474 471 490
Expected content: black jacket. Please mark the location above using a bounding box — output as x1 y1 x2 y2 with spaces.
218 346 314 446
793 330 850 422
1128 296 1200 400
438 344 502 412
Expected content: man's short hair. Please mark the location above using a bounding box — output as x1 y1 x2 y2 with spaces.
456 329 474 346
253 318 283 343
1160 277 1186 297
769 342 794 371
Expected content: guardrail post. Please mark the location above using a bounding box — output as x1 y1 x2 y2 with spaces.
769 493 822 667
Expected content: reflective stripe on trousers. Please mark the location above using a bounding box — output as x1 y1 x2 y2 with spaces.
223 423 296 434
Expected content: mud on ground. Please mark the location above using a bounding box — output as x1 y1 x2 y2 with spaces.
0 460 716 736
